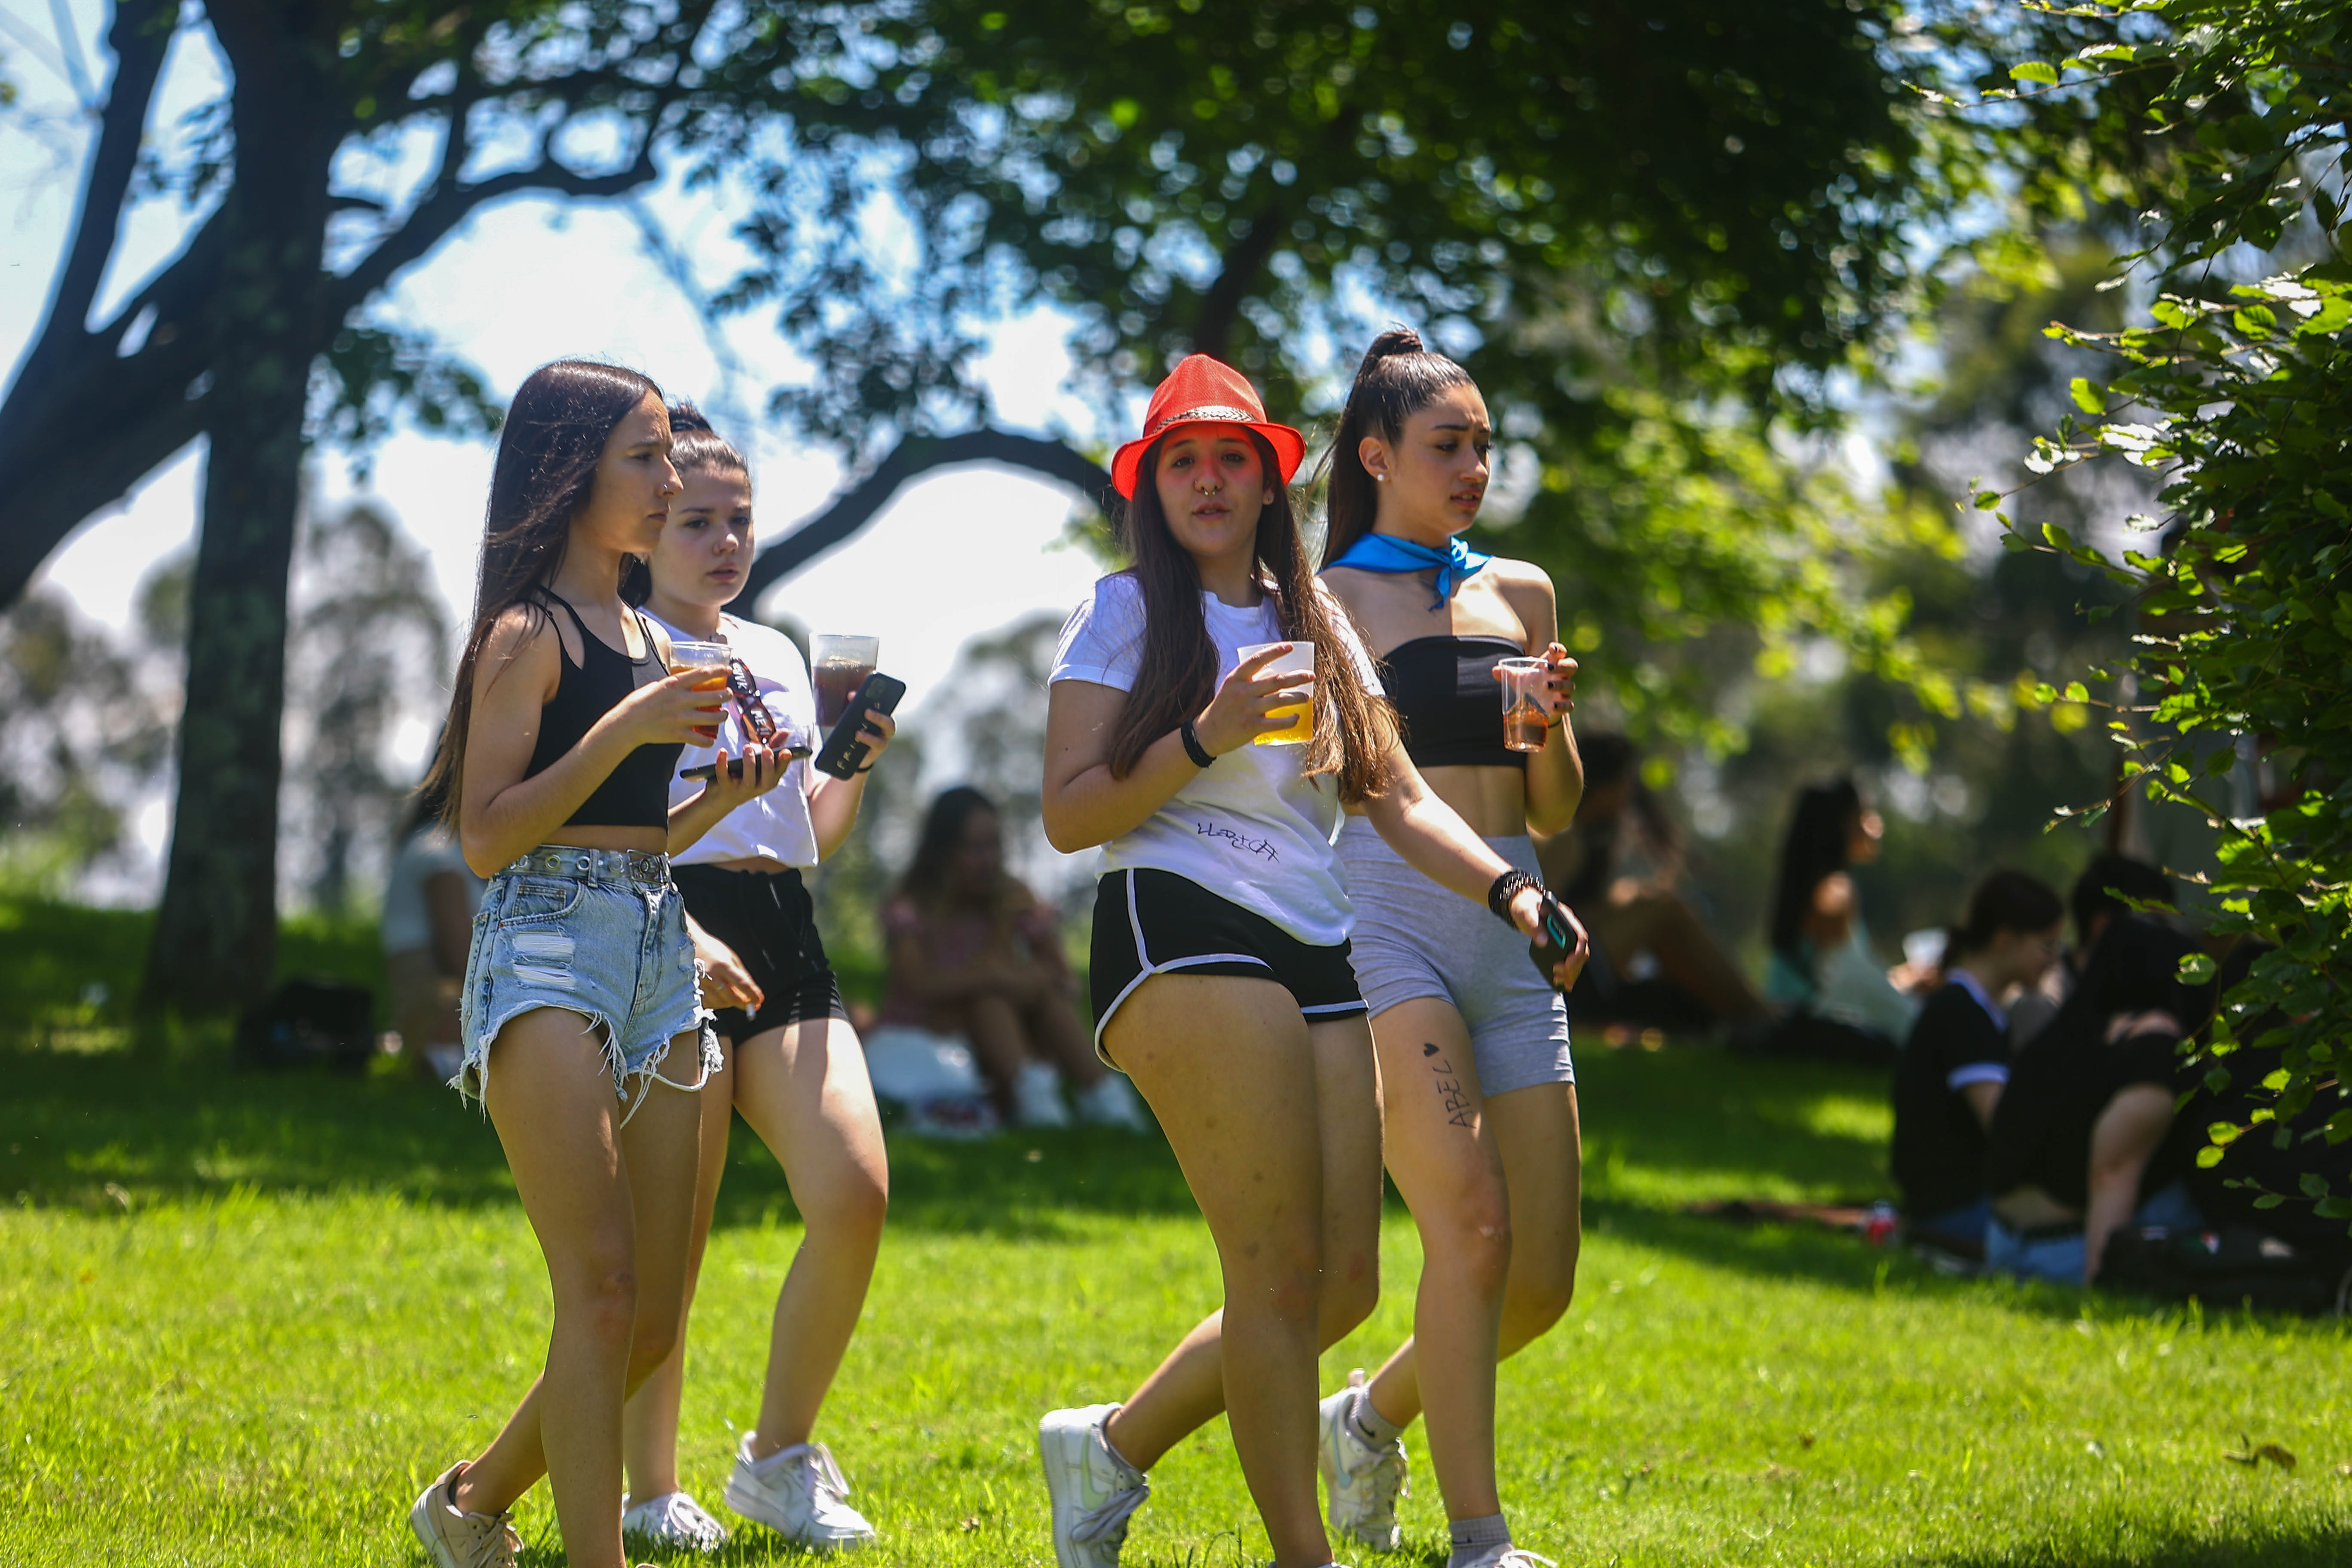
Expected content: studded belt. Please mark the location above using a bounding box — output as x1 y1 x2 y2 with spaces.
500 845 673 885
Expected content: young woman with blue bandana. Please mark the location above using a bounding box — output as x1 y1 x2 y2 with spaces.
1313 328 1586 1568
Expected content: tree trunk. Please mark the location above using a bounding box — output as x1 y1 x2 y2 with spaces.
138 3 341 1023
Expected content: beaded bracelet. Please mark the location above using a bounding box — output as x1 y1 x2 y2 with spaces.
1487 868 1544 927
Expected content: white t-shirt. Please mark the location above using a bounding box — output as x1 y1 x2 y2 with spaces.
1049 572 1383 947
381 825 484 955
647 610 822 868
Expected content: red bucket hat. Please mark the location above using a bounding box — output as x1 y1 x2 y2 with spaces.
1109 354 1307 500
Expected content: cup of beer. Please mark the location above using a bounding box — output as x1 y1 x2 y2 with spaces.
1496 656 1552 753
811 633 880 732
1236 640 1316 746
668 638 733 741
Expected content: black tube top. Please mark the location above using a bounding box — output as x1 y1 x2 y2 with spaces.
1378 635 1529 770
524 591 677 829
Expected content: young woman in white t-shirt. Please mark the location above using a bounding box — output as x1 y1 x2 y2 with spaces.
615 404 899 1554
1037 355 1588 1568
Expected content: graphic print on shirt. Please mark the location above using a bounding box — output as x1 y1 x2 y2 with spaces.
1196 819 1280 862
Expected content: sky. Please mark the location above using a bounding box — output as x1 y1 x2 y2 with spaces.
1 0 1123 894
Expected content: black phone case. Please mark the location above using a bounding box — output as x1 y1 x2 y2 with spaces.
815 672 906 778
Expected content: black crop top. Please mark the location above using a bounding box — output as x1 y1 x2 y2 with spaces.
523 592 677 830
1378 634 1529 770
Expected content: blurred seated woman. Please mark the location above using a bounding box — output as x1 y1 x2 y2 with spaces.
1984 915 2215 1283
872 786 1148 1131
381 772 484 1083
1761 777 1923 1059
1889 869 2064 1257
1536 732 1765 1032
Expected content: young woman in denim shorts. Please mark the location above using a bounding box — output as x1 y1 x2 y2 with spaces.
1313 330 1587 1568
406 362 785 1568
613 405 899 1553
1034 354 1585 1568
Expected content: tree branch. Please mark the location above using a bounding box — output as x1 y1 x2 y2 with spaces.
327 137 661 320
742 429 1112 599
33 0 172 361
1191 203 1284 361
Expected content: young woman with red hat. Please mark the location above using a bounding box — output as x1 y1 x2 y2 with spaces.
1036 353 1587 1568
1311 328 1585 1568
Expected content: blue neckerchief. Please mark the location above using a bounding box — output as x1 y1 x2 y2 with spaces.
1326 531 1491 609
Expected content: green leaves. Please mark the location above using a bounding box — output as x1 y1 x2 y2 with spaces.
1981 0 2352 1230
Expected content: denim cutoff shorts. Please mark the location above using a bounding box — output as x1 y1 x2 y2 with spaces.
456 855 718 1117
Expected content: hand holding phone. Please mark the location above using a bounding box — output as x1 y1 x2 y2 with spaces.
815 672 906 778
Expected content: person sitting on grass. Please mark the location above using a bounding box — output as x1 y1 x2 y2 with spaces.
873 785 1148 1131
2006 852 2174 1050
1984 914 2215 1284
1889 869 2064 1258
381 767 483 1085
1537 731 1767 1035
1758 777 1926 1060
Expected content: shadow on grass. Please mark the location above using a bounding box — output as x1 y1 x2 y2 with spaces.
0 1044 1205 1234
6 1038 2321 1326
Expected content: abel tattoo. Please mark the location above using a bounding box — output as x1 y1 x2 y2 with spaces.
1421 1041 1476 1128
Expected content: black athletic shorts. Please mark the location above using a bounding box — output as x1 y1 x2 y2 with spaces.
673 864 848 1044
1087 867 1366 1066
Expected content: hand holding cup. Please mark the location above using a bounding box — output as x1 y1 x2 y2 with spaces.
1193 643 1318 756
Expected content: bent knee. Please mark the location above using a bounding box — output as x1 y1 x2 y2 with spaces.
1502 1256 1579 1338
560 1262 641 1346
809 1170 890 1246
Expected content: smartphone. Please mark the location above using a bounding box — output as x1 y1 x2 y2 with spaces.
1526 892 1580 993
678 742 813 783
813 672 906 778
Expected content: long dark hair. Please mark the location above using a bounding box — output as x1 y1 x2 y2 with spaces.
622 400 747 605
1947 868 2063 961
1109 431 1395 802
2047 913 2216 1050
899 785 1001 907
1317 326 1478 568
1769 777 1863 959
424 360 663 820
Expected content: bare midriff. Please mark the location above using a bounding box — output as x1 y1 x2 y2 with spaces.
1991 1185 2081 1229
540 826 670 855
1344 763 1530 839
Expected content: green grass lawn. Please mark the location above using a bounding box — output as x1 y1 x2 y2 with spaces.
5 1029 2349 1565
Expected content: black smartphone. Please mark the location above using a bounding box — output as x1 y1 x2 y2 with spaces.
678 742 813 783
1526 892 1580 993
814 672 906 778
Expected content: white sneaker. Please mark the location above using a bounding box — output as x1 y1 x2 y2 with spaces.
1017 1061 1074 1127
1319 1372 1407 1553
1039 1403 1149 1568
622 1488 729 1553
723 1436 876 1550
1074 1073 1151 1131
407 1463 519 1568
1452 1551 1557 1568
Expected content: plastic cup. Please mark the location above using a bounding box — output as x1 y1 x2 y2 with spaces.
1237 640 1316 746
812 633 880 730
668 639 732 740
1496 656 1552 753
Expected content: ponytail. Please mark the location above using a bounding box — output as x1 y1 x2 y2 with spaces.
1316 327 1477 567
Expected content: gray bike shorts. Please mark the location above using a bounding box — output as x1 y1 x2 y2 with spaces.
1335 818 1573 1096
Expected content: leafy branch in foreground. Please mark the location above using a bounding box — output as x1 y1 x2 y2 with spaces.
1969 0 2350 1213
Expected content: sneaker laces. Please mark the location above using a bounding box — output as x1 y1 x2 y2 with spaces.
626 1490 726 1547
446 1501 520 1568
1485 1553 1556 1568
791 1442 856 1513
1069 1475 1150 1548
